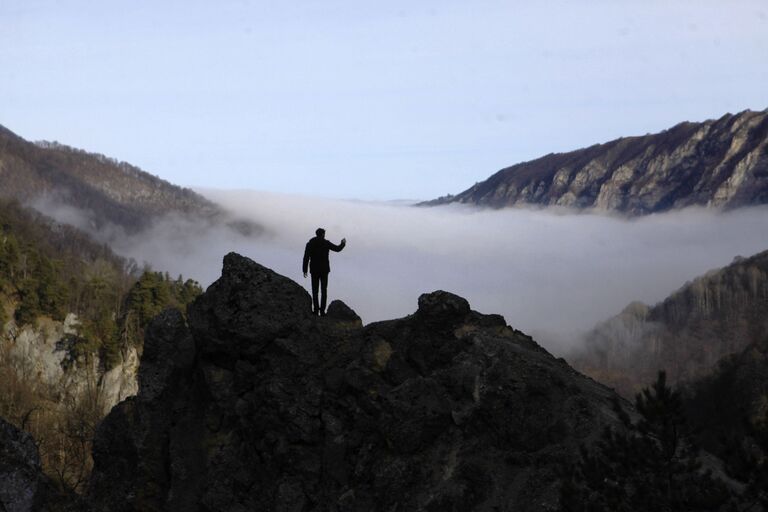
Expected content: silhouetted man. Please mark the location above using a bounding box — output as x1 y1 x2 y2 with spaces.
303 228 346 316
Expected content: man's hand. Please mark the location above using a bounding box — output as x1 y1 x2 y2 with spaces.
303 272 307 278
341 238 347 245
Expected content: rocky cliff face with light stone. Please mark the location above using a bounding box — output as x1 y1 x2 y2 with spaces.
424 109 768 215
80 252 627 512
570 249 768 397
1 314 139 414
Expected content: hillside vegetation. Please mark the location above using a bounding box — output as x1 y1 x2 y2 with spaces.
0 198 201 365
0 198 201 492
0 124 263 238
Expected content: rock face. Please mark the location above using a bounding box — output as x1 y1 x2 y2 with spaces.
0 417 80 511
424 109 768 215
1 313 139 414
571 249 768 397
88 252 624 511
0 417 44 512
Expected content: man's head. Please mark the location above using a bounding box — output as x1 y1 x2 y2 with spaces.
315 228 326 238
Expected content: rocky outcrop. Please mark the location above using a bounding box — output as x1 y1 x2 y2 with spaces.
0 417 81 511
0 417 44 512
88 252 625 511
571 249 768 397
424 109 768 215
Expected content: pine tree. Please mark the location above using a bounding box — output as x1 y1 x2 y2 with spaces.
100 328 122 370
15 277 41 325
560 372 734 512
35 256 68 320
0 233 20 282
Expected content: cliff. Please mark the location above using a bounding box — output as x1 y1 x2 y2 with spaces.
1 314 139 412
424 109 768 215
571 249 768 397
84 253 625 511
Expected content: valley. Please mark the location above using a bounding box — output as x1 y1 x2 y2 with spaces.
0 111 766 510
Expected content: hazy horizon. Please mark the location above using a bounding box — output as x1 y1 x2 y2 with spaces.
30 189 768 356
6 0 768 354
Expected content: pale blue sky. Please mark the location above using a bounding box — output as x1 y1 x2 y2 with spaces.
2 0 767 200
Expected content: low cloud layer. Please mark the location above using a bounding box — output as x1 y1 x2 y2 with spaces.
31 190 768 355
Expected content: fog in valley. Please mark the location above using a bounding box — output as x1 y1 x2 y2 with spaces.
34 191 768 355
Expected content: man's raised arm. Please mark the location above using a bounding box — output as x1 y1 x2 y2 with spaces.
328 238 346 252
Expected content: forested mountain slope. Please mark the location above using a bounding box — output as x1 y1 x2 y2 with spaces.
0 124 258 234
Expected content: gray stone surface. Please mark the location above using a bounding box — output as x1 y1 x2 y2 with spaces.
1 313 139 415
0 417 82 511
0 418 40 512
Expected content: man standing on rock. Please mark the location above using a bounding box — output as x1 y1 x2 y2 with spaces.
303 228 346 316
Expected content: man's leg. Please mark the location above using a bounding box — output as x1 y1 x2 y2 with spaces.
311 273 320 314
319 273 329 315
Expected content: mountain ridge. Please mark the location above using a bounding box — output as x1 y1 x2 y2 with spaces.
423 109 768 215
0 123 259 235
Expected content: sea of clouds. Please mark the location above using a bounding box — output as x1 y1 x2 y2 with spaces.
33 190 768 355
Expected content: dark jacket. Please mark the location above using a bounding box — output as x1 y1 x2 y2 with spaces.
303 237 345 275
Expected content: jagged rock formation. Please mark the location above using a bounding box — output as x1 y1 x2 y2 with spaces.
0 124 260 235
424 109 768 215
88 253 625 511
571 249 768 397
